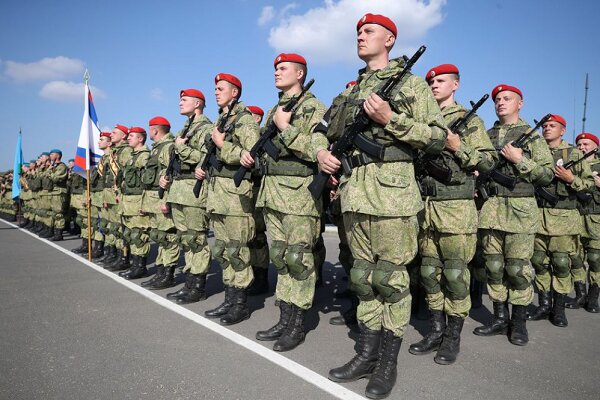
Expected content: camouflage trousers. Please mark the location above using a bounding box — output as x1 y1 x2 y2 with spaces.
104 203 122 249
171 204 210 275
481 229 534 306
264 209 319 310
122 214 150 257
470 230 487 283
344 212 417 337
250 205 269 270
211 214 255 289
80 205 103 242
418 230 476 318
40 194 67 229
581 237 600 286
532 234 580 295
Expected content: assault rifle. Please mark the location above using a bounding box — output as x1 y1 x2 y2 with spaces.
307 45 427 198
192 98 239 198
158 114 196 199
232 79 315 188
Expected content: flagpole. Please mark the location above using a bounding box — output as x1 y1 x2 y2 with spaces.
84 70 93 262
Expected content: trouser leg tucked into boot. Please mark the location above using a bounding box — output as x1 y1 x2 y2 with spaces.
409 310 445 355
256 301 292 341
167 272 193 301
50 228 64 242
473 301 509 336
550 291 568 327
328 323 381 382
205 286 234 317
434 315 464 365
150 266 177 290
527 291 551 320
220 287 250 326
108 251 130 272
273 304 306 352
99 245 117 265
509 305 528 346
565 281 587 309
176 274 207 304
141 265 165 288
123 255 147 280
91 240 104 259
365 329 402 400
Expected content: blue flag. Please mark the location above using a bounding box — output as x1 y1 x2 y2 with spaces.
12 130 23 200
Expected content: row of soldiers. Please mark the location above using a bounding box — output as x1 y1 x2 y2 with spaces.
3 12 599 400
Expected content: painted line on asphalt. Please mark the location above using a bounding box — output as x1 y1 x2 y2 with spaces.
2 220 365 400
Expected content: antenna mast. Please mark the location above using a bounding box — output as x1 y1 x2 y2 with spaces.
582 73 589 133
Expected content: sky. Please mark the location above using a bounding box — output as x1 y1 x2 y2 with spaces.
1 0 599 170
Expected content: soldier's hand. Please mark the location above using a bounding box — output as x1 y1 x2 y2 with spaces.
273 106 292 132
160 203 170 214
594 174 600 188
327 175 339 189
554 165 575 184
240 150 254 168
175 136 188 146
103 202 108 209
317 149 341 175
194 167 206 181
159 176 171 189
211 127 225 149
445 129 461 152
363 93 392 126
500 143 523 164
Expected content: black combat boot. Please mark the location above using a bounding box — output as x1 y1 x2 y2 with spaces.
92 241 104 259
273 305 306 352
141 265 164 288
409 310 445 355
247 267 269 295
31 221 43 233
22 219 32 229
527 291 551 320
108 251 130 272
119 255 138 277
98 245 117 265
151 266 177 290
220 287 251 326
565 281 587 309
256 301 293 341
328 324 381 382
19 218 29 228
39 225 53 238
167 272 193 301
470 278 485 309
434 315 464 365
205 286 234 317
329 295 358 326
176 274 207 304
509 305 528 346
72 238 88 254
550 291 568 327
365 329 402 399
123 255 147 280
586 283 600 313
49 228 64 242
473 302 509 336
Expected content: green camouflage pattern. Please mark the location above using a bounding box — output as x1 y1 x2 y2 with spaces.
533 234 578 294
212 214 255 288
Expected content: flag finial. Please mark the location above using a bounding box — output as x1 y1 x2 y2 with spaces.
83 69 90 84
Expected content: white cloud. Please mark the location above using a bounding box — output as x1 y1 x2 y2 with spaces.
266 0 446 64
258 6 275 26
39 81 106 102
150 88 163 100
4 56 85 82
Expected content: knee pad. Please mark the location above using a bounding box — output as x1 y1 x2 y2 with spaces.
420 256 443 294
99 219 109 231
530 250 548 274
350 260 376 301
163 230 180 249
372 260 407 304
484 254 505 285
212 239 227 269
505 258 531 290
269 240 288 275
122 227 132 244
286 244 314 281
148 229 160 243
181 230 202 252
569 253 584 270
130 228 147 247
551 252 570 278
226 240 247 272
156 230 169 247
443 259 469 300
587 249 600 273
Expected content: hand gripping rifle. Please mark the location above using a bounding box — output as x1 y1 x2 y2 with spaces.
232 79 315 188
192 98 239 198
308 45 427 199
158 114 196 199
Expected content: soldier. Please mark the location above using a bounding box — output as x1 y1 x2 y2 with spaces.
409 64 496 364
572 132 600 313
28 154 46 233
200 73 260 326
474 85 554 345
315 14 447 399
161 89 213 304
93 133 117 263
43 149 68 241
19 160 37 228
67 158 86 239
35 152 54 237
246 105 271 296
250 53 326 351
117 127 151 279
139 117 180 290
105 125 133 271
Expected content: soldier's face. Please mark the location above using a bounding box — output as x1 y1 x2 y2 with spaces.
252 113 263 125
577 138 598 154
111 128 126 144
494 91 522 118
428 75 458 103
127 132 140 148
99 136 111 150
50 153 59 162
542 121 565 143
357 24 394 61
179 96 199 115
215 81 237 108
40 155 48 164
274 62 302 91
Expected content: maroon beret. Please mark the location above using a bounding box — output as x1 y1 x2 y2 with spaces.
114 124 129 135
548 114 566 127
576 133 599 146
357 13 397 37
215 73 242 90
426 64 460 82
274 53 307 68
180 89 205 100
492 84 523 100
247 106 264 116
346 81 357 89
100 132 112 138
149 116 170 127
128 127 146 134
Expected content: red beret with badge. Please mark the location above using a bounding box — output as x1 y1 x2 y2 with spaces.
346 81 357 88
426 64 460 82
149 116 170 127
274 53 307 68
129 127 146 134
215 73 242 90
548 114 567 127
100 132 112 138
180 89 205 101
491 84 523 100
357 13 397 37
576 132 599 146
114 124 129 135
247 106 264 116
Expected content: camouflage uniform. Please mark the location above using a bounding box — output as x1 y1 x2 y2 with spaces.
42 161 68 239
312 57 447 337
68 170 86 234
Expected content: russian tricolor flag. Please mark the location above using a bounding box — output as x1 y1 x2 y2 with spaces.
73 80 103 175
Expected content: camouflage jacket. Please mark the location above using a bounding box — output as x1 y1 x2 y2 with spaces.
45 161 68 195
582 158 600 239
103 143 131 205
256 90 326 217
142 133 174 213
312 57 447 217
121 147 150 216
